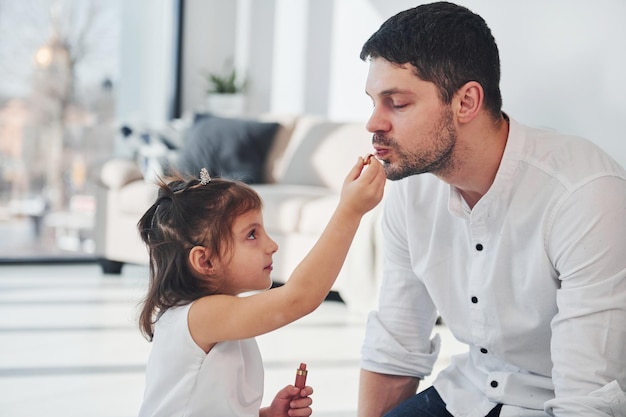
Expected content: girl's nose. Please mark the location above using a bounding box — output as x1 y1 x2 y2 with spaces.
268 237 278 254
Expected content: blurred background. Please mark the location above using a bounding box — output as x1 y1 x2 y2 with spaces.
1 0 625 258
0 1 624 416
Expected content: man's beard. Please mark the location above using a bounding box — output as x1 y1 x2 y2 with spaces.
374 108 457 181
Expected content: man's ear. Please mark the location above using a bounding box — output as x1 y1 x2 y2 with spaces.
188 246 215 276
455 81 483 124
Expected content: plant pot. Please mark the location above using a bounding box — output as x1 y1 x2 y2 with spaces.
205 93 246 117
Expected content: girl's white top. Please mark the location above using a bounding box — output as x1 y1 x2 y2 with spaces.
138 302 264 417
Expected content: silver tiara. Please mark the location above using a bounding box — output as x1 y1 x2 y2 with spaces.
200 168 211 185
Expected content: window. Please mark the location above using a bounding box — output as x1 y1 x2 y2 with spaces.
0 0 120 260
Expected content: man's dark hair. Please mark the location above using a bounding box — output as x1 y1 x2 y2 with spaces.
360 1 502 119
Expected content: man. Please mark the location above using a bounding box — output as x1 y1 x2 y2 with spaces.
358 2 626 417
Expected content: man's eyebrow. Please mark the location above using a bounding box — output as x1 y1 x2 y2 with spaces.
366 87 413 97
380 88 413 96
365 87 415 100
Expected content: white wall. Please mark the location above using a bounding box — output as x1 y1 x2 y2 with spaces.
180 0 238 116
469 0 626 167
249 0 626 166
120 0 626 167
116 0 179 130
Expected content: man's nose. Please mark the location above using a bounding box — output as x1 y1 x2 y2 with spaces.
366 107 389 134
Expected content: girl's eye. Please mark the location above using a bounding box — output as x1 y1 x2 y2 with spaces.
392 102 408 109
247 230 257 240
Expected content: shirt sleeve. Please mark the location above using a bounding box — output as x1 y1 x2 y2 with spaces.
360 181 440 378
545 175 626 416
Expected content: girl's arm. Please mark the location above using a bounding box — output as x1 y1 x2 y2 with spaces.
190 157 385 348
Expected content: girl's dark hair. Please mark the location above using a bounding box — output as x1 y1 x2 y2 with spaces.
360 1 503 120
137 174 262 340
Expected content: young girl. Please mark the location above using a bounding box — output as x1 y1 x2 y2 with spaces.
136 156 385 417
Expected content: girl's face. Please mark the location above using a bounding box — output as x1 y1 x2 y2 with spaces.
220 209 278 295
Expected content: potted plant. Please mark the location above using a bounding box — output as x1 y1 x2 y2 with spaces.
205 67 247 116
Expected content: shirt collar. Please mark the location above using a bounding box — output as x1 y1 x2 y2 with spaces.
447 114 523 218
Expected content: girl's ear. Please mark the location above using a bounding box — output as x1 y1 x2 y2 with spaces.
188 246 216 276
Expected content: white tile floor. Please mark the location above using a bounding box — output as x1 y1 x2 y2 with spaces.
0 263 466 417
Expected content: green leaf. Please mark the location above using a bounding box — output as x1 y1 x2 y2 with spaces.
206 68 245 94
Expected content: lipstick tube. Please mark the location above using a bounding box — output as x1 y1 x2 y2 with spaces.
294 362 308 389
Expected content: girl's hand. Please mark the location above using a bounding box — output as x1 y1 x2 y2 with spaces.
339 155 386 216
260 385 313 417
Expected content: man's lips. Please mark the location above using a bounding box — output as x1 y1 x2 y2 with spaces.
373 146 391 159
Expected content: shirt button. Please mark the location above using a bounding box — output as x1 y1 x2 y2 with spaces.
480 348 488 354
471 296 478 304
490 380 498 388
475 243 484 251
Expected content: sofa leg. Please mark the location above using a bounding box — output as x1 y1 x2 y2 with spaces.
325 291 344 303
99 258 124 275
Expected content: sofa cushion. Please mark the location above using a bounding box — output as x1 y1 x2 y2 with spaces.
276 117 373 191
179 114 280 184
256 113 299 183
119 181 159 215
100 158 144 189
252 184 331 233
297 194 340 234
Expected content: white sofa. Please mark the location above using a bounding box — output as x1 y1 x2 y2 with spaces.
94 114 384 313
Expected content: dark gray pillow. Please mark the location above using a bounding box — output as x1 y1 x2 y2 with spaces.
179 114 279 184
